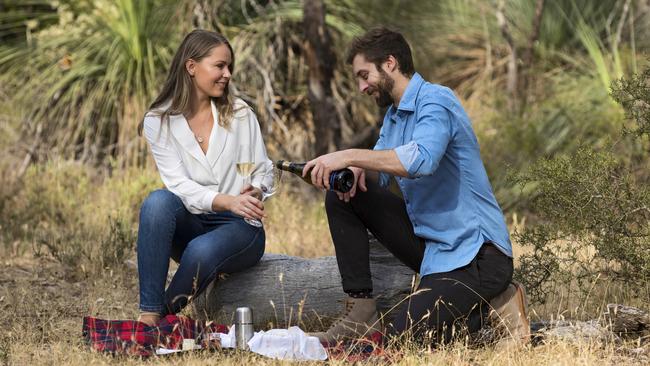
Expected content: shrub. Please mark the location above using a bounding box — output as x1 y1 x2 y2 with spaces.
476 73 624 212
512 147 650 302
512 67 650 304
611 65 650 140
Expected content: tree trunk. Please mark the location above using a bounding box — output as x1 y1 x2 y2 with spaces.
519 0 545 111
496 0 518 113
194 238 416 329
302 0 340 156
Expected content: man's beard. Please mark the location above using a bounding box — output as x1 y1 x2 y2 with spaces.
373 69 395 108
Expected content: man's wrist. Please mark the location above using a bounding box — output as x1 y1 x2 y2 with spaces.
344 149 358 167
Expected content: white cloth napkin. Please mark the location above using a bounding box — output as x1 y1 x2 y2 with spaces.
248 326 328 360
215 325 236 348
213 325 327 361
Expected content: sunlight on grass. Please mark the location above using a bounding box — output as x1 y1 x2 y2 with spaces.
264 185 333 258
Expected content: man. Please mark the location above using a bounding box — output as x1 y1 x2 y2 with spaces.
303 27 530 346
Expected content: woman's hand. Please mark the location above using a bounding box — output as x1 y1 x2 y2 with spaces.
241 183 263 200
228 193 265 220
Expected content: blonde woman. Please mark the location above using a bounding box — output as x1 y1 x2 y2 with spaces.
136 30 271 325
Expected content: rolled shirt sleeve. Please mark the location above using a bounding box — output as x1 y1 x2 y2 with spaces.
394 102 452 177
143 116 218 213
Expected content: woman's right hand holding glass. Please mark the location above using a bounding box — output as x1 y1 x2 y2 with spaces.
228 193 265 221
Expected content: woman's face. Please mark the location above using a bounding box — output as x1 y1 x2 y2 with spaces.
188 44 232 98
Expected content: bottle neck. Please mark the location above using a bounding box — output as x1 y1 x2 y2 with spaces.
277 160 306 175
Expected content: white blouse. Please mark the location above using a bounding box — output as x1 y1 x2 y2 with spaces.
143 98 273 214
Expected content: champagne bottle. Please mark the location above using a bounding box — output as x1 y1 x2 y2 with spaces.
276 160 355 193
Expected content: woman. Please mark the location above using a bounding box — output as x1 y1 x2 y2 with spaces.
136 30 272 325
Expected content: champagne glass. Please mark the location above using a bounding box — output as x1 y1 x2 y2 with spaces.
260 166 282 202
235 144 259 226
243 165 282 227
249 166 281 228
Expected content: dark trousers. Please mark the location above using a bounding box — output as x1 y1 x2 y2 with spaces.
325 175 513 343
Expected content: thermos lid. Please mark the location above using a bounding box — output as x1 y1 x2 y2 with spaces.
235 307 253 323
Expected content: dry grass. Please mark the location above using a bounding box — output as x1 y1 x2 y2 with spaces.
263 182 333 258
0 153 647 365
1 259 646 366
5 335 644 366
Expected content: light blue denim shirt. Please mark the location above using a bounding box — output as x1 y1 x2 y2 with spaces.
374 72 512 275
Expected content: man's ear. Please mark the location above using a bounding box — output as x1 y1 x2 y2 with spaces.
382 55 398 73
185 59 196 76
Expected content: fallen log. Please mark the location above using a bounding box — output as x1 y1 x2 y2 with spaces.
188 242 650 349
193 238 417 329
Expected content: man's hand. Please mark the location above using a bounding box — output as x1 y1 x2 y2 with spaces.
335 166 367 202
302 150 351 190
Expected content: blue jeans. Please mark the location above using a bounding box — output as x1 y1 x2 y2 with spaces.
137 189 265 315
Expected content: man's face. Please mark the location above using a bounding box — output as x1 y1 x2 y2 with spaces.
352 54 395 107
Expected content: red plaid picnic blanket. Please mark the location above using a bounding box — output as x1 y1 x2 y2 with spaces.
324 331 401 362
82 315 228 357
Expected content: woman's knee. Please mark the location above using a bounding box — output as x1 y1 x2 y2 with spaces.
183 227 264 273
140 189 182 219
234 225 266 263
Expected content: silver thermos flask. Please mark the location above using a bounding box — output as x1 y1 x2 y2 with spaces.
235 307 254 350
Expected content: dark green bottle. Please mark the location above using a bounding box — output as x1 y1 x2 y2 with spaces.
276 160 355 193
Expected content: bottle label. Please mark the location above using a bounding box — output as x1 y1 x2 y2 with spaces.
329 173 338 190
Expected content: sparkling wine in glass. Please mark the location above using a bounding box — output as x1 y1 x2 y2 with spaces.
236 145 261 227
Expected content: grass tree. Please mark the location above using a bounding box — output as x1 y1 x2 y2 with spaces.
0 0 184 167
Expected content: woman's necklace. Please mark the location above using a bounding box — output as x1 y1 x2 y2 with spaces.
191 110 212 144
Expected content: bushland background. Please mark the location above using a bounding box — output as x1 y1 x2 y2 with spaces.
0 0 648 364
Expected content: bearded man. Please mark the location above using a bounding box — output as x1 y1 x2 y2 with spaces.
303 27 530 347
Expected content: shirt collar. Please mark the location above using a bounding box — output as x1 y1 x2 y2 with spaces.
396 72 424 112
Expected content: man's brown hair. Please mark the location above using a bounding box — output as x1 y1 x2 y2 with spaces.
346 27 414 76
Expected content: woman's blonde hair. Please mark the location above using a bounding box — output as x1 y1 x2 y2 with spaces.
139 29 237 134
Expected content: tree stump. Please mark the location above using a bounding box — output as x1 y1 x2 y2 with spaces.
524 305 650 346
605 304 650 338
194 238 416 329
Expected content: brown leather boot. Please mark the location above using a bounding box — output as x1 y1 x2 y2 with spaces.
488 282 531 348
137 311 161 326
311 297 380 343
